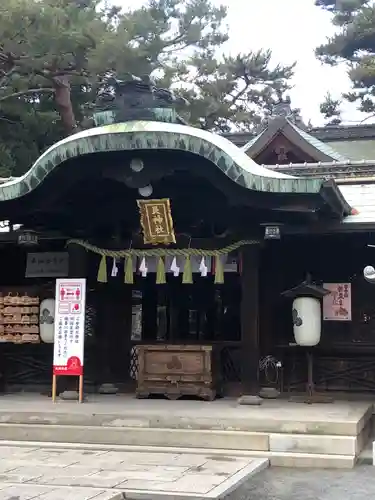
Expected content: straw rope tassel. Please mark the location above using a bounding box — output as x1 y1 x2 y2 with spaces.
214 255 224 284
156 256 166 284
182 255 193 284
97 256 107 283
124 255 134 284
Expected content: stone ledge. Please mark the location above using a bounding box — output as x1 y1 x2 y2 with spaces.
266 451 355 469
0 424 270 451
269 433 357 456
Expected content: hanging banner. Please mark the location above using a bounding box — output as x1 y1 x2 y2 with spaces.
137 198 176 245
323 283 351 321
25 252 69 278
53 279 86 375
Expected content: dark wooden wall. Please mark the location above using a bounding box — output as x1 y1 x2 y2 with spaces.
0 242 244 391
260 232 375 392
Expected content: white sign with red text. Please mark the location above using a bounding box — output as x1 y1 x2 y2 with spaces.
53 278 86 376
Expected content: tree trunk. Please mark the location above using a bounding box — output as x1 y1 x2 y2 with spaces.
53 74 77 135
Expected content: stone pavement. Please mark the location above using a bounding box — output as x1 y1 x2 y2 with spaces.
231 466 375 500
0 445 268 499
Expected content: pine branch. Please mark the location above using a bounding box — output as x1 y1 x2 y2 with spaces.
0 88 55 102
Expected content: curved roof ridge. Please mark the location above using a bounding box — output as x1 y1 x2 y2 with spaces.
0 120 338 202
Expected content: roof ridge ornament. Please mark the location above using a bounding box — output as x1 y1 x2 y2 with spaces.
91 73 190 126
272 96 292 118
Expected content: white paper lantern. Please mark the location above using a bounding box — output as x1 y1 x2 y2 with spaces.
39 298 55 343
292 296 321 346
364 266 375 284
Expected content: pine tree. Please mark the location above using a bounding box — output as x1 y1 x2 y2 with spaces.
316 0 375 119
0 0 295 174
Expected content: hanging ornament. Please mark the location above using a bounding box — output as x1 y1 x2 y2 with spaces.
199 256 208 277
139 257 148 277
214 255 225 284
97 256 107 283
111 257 118 277
170 256 180 277
124 256 134 284
182 256 193 284
156 257 166 284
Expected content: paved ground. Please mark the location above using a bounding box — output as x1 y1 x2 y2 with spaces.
0 445 267 499
2 444 375 500
230 466 375 500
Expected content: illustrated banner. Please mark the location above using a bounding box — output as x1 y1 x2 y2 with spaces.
323 283 352 321
137 198 176 245
53 279 86 375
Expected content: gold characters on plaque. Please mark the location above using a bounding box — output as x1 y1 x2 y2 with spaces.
137 198 176 245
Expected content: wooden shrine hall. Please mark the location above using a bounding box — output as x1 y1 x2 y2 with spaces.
0 77 371 401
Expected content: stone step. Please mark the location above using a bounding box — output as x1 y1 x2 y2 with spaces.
0 406 370 436
0 440 355 470
260 451 355 469
0 423 361 468
0 424 269 451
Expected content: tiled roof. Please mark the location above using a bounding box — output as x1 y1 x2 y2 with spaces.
223 123 375 148
288 122 347 162
263 160 375 179
241 118 349 162
311 124 375 142
339 183 375 224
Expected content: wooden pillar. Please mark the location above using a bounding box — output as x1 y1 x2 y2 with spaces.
238 244 262 405
68 243 88 279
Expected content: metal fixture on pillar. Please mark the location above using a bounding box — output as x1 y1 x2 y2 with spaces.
261 223 282 241
281 275 332 404
17 229 39 247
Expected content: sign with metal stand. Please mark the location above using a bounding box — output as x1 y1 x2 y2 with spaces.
52 278 86 403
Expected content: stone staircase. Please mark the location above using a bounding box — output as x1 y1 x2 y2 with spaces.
0 398 371 469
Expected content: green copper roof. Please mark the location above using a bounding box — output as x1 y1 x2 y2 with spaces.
327 139 375 161
242 118 348 163
0 121 328 201
289 122 347 162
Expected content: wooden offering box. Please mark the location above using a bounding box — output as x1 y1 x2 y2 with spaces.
136 344 219 401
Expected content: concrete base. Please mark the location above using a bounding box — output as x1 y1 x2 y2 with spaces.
238 395 263 406
98 384 119 395
0 393 371 469
259 387 280 399
59 391 80 401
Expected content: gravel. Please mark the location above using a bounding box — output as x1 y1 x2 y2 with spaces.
229 466 375 500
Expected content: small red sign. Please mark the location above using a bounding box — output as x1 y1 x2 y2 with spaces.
53 356 83 376
71 303 81 314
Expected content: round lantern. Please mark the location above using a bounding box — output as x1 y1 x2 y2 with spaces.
292 296 321 346
364 266 375 284
39 298 55 343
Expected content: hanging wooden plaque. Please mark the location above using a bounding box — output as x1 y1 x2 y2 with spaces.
137 198 176 245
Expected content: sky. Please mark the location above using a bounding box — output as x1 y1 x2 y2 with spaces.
123 0 364 126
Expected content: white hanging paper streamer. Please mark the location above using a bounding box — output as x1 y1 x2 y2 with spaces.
170 256 180 277
139 257 148 277
199 256 208 277
111 257 118 277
